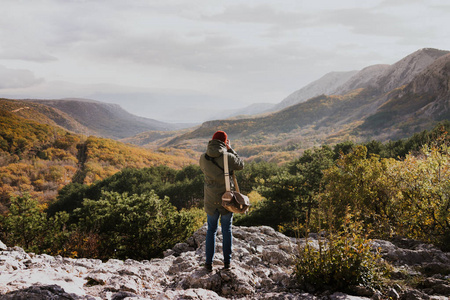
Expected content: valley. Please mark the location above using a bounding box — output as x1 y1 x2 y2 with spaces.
0 47 450 300
2 49 449 165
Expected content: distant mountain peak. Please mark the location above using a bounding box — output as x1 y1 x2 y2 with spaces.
408 52 450 95
372 48 450 94
273 70 358 111
334 64 390 95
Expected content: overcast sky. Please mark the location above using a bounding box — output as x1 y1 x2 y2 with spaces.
1 0 450 123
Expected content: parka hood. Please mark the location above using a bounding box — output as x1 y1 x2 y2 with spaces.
206 139 227 158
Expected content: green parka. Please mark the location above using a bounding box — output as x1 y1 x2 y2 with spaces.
199 139 244 216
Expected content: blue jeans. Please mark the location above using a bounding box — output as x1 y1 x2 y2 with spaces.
206 209 233 265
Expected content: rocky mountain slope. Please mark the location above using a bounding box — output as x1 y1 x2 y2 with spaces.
371 48 449 95
333 64 390 95
272 48 449 112
359 53 450 135
1 225 449 299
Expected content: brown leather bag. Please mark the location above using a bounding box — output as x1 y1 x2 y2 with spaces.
221 153 250 214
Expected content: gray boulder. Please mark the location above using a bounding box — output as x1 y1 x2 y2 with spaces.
0 284 94 300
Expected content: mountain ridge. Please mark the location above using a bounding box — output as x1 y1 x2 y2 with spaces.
358 53 450 135
370 48 450 95
0 98 93 135
24 98 188 139
3 47 449 162
273 70 358 112
334 64 390 95
159 48 450 160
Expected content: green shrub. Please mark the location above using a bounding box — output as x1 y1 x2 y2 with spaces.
49 165 204 219
295 215 383 292
74 190 204 260
237 146 334 234
1 193 69 253
320 141 450 249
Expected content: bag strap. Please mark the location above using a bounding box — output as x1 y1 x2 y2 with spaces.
205 154 224 172
232 173 240 193
223 152 231 192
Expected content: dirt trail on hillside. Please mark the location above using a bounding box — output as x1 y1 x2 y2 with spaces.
72 142 88 184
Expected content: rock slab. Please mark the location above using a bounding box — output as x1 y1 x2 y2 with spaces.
1 226 450 299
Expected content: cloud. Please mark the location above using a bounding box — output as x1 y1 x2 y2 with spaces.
85 33 292 74
199 4 315 29
0 0 114 62
1 0 450 118
326 1 450 41
0 65 44 89
0 48 57 62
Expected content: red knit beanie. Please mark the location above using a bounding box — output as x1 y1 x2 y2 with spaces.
212 130 227 143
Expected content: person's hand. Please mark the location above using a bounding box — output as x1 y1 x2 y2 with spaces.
226 140 231 150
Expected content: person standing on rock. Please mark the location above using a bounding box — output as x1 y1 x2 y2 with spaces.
199 130 244 271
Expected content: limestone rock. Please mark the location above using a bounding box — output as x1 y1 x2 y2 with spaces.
372 238 450 267
1 225 449 299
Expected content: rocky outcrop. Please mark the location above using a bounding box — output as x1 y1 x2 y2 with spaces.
408 53 450 95
405 53 450 118
0 240 6 251
359 51 450 133
1 226 450 299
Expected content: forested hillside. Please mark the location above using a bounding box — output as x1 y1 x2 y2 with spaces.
0 98 91 135
1 122 448 264
0 108 196 213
